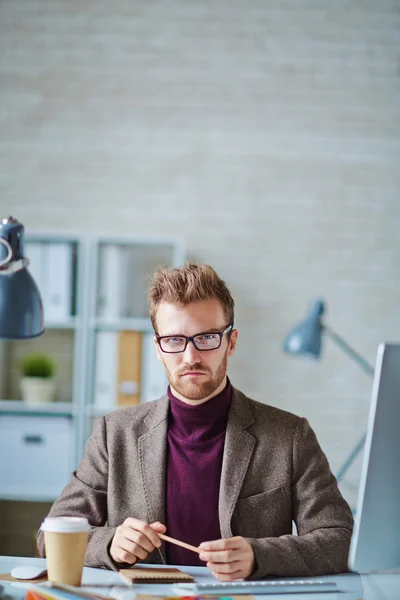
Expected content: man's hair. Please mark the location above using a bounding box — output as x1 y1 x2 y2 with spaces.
148 262 235 331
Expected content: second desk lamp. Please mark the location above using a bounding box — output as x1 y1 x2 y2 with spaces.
283 299 374 483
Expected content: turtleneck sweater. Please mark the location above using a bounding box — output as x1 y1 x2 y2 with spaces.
165 380 232 566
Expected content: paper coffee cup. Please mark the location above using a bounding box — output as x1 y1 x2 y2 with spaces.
41 517 90 586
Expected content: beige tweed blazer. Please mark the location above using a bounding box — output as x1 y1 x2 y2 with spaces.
37 387 353 578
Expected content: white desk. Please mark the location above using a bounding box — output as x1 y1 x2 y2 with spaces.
0 556 399 600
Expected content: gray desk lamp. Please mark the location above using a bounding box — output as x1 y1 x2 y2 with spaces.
283 299 374 483
0 216 44 339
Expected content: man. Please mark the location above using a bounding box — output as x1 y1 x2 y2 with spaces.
37 263 353 580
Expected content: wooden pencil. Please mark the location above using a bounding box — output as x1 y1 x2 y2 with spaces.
158 533 201 554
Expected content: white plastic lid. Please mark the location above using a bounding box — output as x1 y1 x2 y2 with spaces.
40 517 90 533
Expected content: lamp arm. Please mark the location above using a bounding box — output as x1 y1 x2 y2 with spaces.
335 433 367 483
321 324 374 484
322 324 375 377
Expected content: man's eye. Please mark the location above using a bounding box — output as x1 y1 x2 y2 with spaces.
165 337 184 344
197 334 217 342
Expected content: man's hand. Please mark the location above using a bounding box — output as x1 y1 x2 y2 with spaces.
109 518 166 565
199 536 255 581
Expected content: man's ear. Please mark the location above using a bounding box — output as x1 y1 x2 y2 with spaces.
153 336 164 362
227 329 238 356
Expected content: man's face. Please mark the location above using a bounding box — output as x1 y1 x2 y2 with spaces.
154 298 238 404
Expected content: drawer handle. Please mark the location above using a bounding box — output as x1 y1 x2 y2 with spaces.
23 435 44 444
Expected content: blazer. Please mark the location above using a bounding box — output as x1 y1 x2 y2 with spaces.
37 387 354 578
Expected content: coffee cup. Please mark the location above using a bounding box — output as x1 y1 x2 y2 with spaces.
40 517 90 586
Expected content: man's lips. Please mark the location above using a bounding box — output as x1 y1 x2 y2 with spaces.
181 371 208 376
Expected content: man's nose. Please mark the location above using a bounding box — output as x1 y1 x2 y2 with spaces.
183 339 202 363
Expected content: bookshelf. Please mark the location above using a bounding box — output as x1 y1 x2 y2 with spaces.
0 233 185 502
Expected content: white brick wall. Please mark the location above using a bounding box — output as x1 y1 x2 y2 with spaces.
1 0 399 507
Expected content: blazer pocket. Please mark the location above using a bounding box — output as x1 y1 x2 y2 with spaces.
236 485 292 538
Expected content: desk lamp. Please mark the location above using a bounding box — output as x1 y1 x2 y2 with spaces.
0 216 44 339
283 299 374 483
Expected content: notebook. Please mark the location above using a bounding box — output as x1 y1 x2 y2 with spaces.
118 567 194 584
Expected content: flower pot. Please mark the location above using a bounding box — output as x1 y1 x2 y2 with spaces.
20 377 56 405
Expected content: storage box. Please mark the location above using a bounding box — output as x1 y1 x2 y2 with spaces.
0 415 72 501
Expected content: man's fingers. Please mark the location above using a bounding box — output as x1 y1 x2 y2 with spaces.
119 538 148 560
199 536 242 552
113 545 137 564
200 549 236 563
150 521 167 533
122 518 162 548
206 559 241 573
198 536 254 581
110 518 166 565
118 532 151 559
122 529 157 554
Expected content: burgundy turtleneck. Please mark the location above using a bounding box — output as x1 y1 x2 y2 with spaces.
165 379 232 566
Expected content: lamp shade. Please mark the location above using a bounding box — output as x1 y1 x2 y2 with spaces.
0 216 44 339
283 299 325 359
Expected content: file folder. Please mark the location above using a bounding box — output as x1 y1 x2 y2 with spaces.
94 332 118 409
117 331 142 406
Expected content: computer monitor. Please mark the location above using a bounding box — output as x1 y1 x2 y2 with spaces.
348 342 400 572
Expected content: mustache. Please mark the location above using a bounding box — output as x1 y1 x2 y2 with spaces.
178 363 210 375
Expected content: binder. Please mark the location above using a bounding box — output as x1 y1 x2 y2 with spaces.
45 242 73 323
117 331 142 406
141 331 167 402
98 244 131 319
25 241 46 298
93 332 118 409
119 246 132 318
129 248 150 318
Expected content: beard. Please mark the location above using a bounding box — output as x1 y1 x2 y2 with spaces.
162 349 228 401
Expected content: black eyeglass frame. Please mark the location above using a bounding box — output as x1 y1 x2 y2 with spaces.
156 323 234 354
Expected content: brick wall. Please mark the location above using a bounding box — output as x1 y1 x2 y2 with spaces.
0 0 399 513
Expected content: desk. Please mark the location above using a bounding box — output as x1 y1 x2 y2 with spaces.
0 556 399 600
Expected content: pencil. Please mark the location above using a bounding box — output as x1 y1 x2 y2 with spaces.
158 533 201 554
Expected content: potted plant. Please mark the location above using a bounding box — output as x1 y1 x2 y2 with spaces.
18 353 56 405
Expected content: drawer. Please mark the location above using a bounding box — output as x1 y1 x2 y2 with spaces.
0 415 72 500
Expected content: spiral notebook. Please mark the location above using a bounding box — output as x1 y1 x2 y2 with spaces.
119 567 194 584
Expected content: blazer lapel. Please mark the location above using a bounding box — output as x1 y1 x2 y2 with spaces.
219 388 256 538
138 394 169 562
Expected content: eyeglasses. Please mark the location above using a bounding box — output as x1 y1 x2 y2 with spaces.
156 324 233 354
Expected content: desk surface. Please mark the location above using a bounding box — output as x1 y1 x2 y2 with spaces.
0 555 399 600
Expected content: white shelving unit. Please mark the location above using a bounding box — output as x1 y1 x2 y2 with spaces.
81 236 185 454
0 233 87 502
0 233 185 502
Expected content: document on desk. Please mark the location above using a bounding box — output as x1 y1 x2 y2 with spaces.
173 578 337 594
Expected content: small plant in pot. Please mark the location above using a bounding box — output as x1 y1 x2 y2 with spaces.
18 353 56 405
